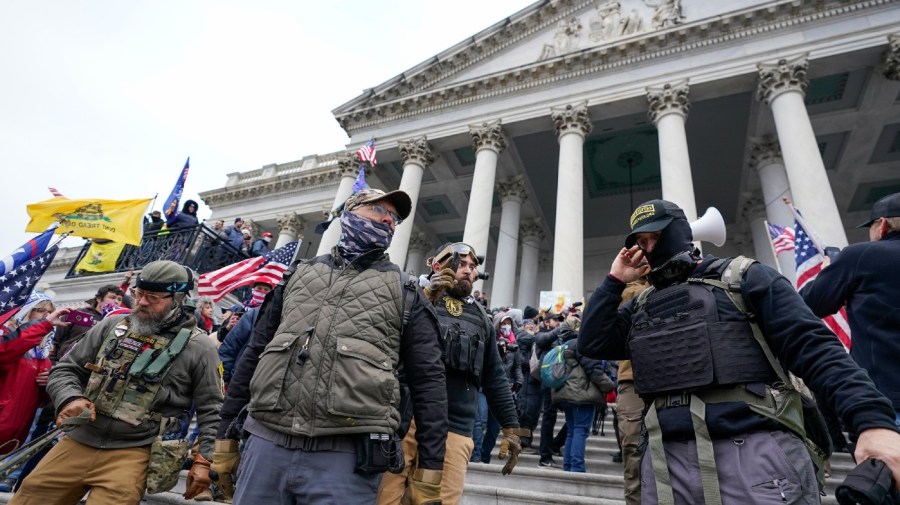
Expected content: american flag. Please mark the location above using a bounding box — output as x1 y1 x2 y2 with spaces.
48 187 65 198
1 222 59 277
0 246 59 323
198 241 299 302
793 218 852 350
356 139 377 165
767 222 795 254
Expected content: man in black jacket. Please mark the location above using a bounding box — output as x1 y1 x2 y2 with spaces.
377 242 528 505
579 199 900 503
212 189 448 505
801 192 900 428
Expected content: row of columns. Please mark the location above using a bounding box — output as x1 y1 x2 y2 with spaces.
312 36 900 304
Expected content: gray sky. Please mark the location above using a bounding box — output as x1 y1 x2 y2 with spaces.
0 0 532 258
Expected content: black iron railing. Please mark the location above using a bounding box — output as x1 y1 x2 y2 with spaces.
65 224 249 279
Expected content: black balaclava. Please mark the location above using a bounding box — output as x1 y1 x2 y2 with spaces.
644 218 700 288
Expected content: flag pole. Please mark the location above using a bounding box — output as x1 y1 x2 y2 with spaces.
763 219 783 275
782 197 826 253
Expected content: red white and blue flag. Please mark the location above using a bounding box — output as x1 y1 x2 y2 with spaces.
767 222 795 254
1 222 59 277
793 218 851 350
197 241 299 302
355 139 377 166
0 246 59 324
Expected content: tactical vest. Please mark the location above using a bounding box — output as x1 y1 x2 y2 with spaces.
249 256 405 437
84 319 194 426
433 296 490 388
628 281 777 397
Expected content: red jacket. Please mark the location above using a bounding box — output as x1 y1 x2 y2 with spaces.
0 319 52 456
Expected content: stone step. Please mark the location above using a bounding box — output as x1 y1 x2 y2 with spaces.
464 461 628 501
461 483 624 505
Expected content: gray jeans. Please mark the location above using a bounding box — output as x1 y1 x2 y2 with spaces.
233 434 382 505
640 430 820 505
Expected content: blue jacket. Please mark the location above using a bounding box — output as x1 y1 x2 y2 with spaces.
800 231 900 409
218 308 259 384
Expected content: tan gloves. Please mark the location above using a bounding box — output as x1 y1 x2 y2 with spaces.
498 427 530 475
424 267 457 303
408 468 442 505
210 439 240 503
56 398 96 428
183 453 212 500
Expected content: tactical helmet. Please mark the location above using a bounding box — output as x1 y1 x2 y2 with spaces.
136 261 194 294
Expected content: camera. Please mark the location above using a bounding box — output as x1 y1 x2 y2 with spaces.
824 246 840 262
478 271 491 281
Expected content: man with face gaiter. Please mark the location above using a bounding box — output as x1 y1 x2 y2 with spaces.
578 199 900 504
213 188 448 505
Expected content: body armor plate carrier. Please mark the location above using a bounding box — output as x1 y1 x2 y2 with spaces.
434 296 491 388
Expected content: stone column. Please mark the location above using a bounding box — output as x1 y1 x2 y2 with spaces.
516 219 544 309
316 154 360 255
550 103 591 299
647 80 699 223
405 231 431 276
386 137 434 269
741 196 778 269
276 213 305 249
882 34 900 81
492 176 528 308
463 120 506 290
748 136 797 281
758 55 848 248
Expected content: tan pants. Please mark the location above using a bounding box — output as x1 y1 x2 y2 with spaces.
10 436 151 505
617 381 644 505
376 421 474 505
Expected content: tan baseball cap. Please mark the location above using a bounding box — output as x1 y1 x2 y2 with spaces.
345 188 412 220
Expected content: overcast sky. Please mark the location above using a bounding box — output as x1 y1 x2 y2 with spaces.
0 0 533 258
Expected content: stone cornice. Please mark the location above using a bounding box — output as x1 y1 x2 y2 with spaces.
882 33 900 81
757 53 809 104
335 0 893 133
469 120 507 154
551 102 592 139
647 79 690 123
200 162 345 207
399 136 435 167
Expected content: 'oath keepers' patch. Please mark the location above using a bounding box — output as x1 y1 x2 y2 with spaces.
444 297 464 317
119 337 146 353
630 204 656 229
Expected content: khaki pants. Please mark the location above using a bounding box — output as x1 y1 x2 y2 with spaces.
10 436 151 505
617 381 643 505
376 421 474 505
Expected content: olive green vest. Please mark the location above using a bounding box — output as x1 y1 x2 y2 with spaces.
249 256 404 437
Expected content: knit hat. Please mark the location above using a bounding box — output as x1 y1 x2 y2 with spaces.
523 306 539 321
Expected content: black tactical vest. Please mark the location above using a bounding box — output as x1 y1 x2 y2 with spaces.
628 281 778 397
433 296 489 387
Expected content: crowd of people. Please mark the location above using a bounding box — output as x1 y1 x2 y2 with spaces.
1 189 898 505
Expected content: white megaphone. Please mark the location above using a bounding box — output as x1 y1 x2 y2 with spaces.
690 207 726 247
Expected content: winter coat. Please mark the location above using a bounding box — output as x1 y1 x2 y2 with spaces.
0 319 53 456
552 333 614 405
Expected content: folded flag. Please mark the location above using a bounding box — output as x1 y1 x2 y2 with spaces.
198 241 299 302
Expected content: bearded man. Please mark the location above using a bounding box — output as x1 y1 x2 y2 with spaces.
376 242 528 505
11 261 224 505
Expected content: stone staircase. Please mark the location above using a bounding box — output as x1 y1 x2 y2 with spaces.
0 414 858 504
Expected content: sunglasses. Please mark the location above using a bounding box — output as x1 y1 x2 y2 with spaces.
368 204 403 225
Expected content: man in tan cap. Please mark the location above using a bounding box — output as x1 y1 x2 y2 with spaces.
213 188 448 505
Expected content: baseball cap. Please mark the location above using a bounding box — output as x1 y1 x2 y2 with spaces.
262 232 273 238
625 199 687 248
344 188 412 221
221 303 242 314
856 192 900 228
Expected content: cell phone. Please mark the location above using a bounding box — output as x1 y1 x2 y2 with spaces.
824 246 840 261
63 309 97 328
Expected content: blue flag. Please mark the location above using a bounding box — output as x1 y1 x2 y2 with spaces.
0 222 59 277
163 157 190 225
351 164 368 193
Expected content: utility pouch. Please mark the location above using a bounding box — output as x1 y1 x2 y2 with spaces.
146 417 190 494
355 433 402 475
630 313 713 395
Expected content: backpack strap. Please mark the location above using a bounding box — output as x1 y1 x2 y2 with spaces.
399 272 419 336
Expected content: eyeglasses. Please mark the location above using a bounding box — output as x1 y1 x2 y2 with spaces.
31 307 52 315
368 204 403 225
130 287 173 304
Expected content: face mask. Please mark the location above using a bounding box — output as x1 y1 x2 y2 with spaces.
338 211 394 262
643 218 694 269
500 324 512 334
647 250 698 288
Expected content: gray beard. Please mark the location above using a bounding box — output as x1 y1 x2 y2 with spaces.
129 311 165 336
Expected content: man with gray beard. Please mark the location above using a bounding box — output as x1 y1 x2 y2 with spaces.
11 261 224 505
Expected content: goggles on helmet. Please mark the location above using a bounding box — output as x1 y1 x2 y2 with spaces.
429 242 480 268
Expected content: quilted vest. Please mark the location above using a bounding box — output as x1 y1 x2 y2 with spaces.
249 255 404 437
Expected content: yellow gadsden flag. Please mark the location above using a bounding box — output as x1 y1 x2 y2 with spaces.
75 241 127 273
26 198 152 246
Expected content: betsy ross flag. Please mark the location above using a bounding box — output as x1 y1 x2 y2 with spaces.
356 138 377 166
0 246 59 322
198 241 299 302
767 223 795 254
163 157 191 225
793 219 851 350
